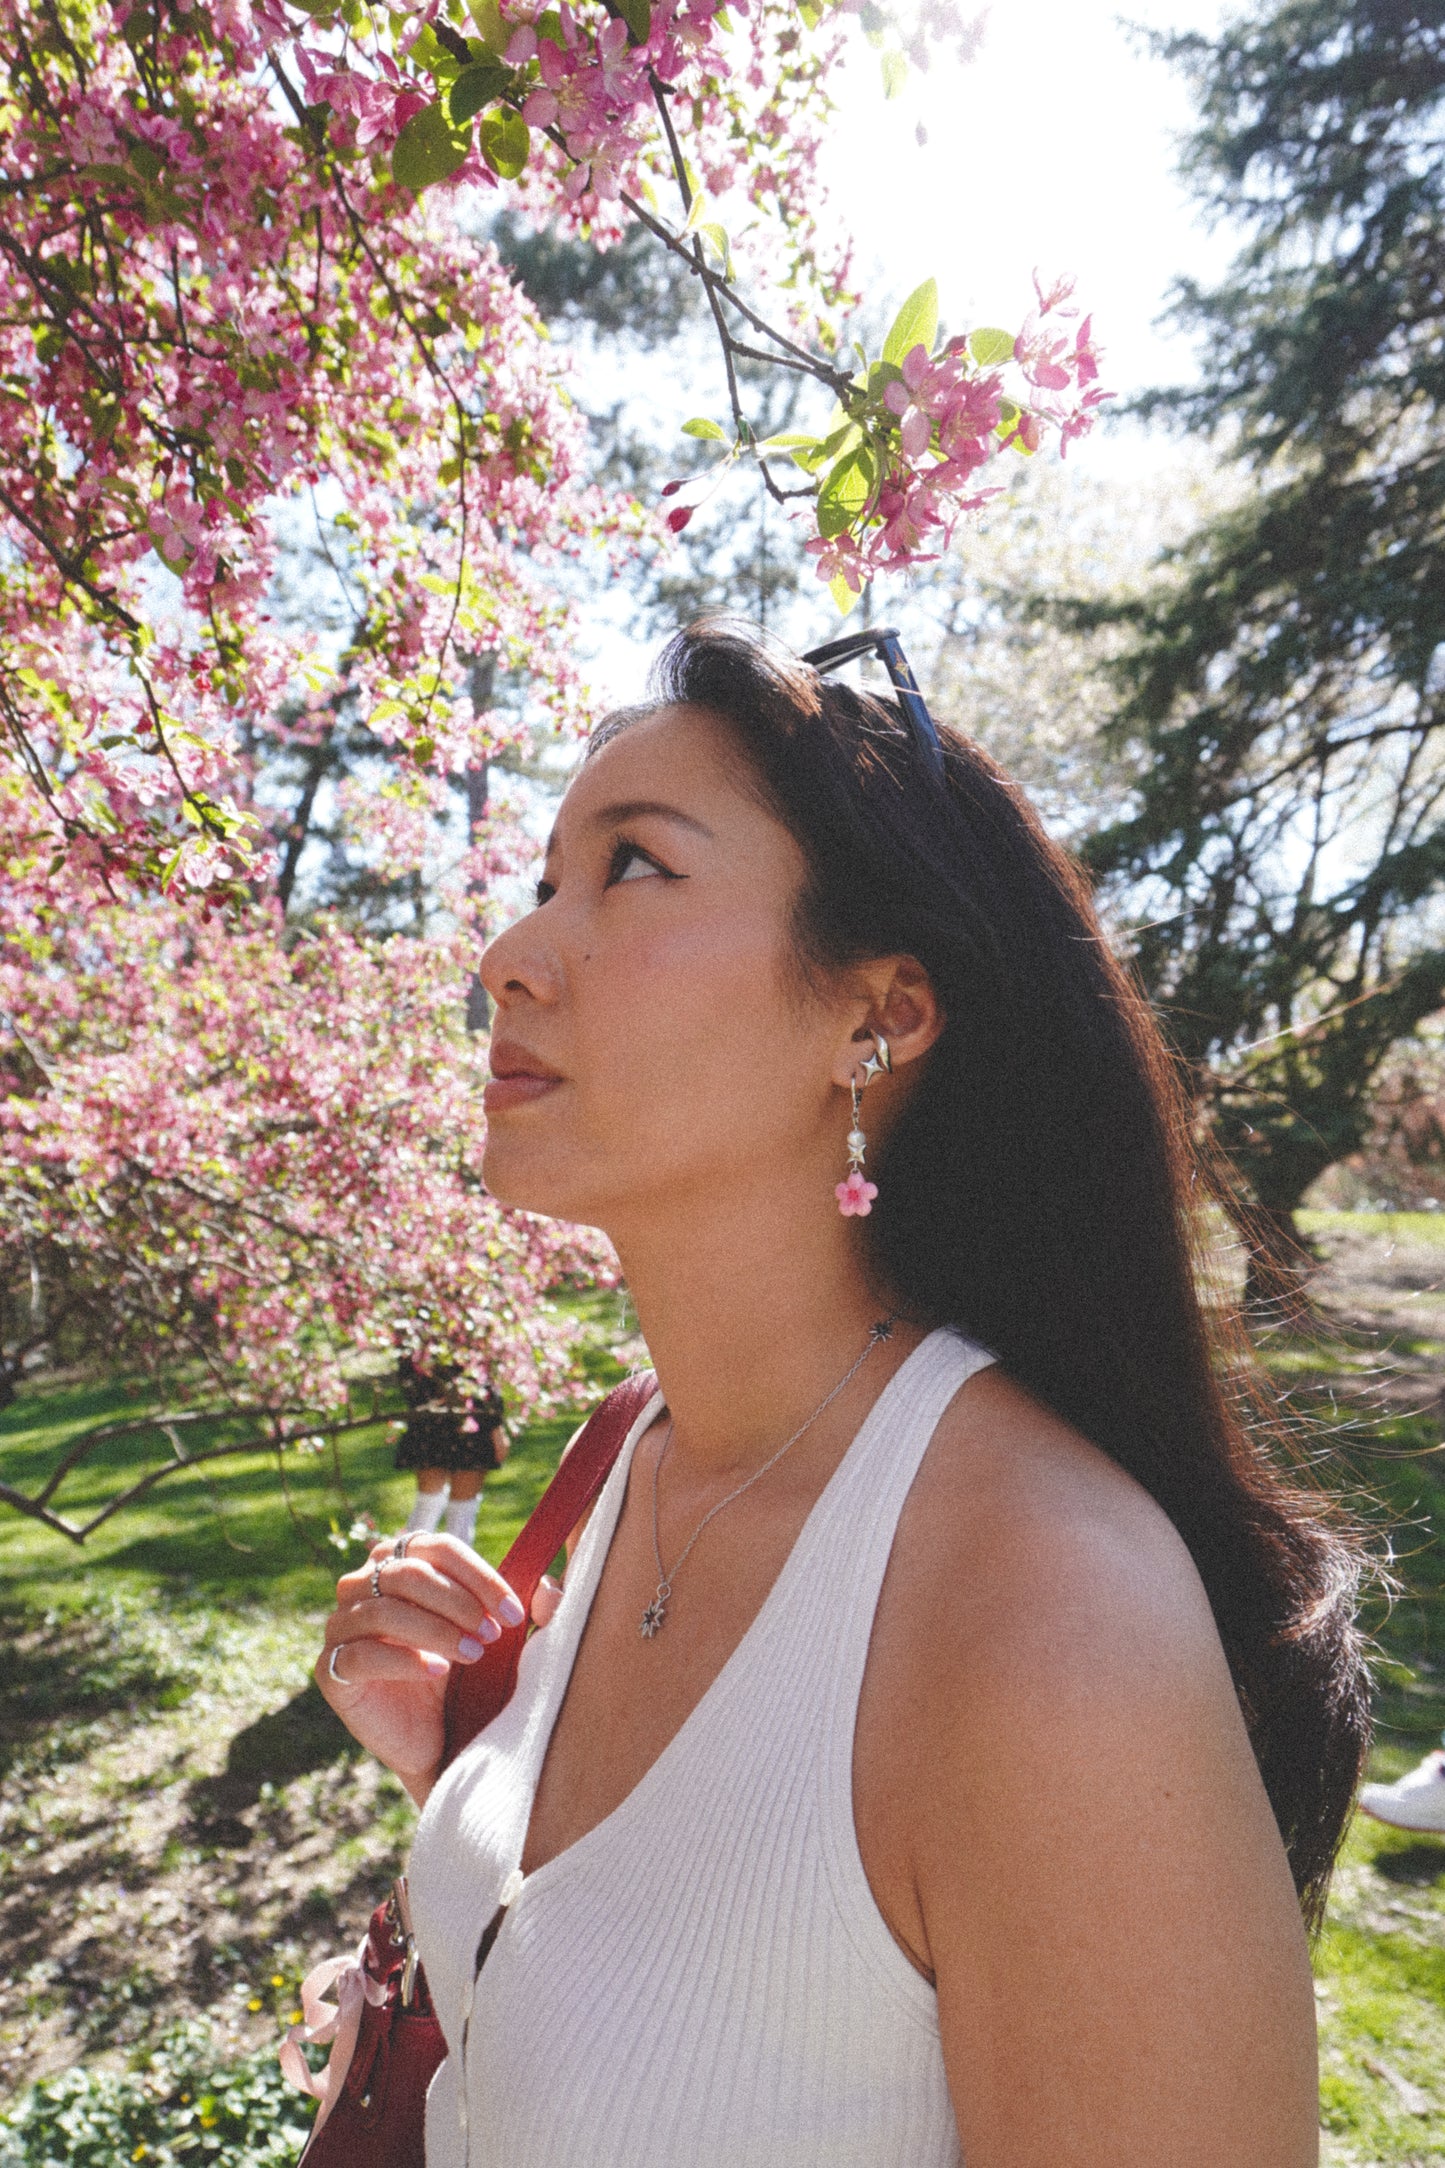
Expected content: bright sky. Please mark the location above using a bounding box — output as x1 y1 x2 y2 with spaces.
821 0 1235 422
573 0 1238 700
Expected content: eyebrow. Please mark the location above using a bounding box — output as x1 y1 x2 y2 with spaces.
544 798 717 855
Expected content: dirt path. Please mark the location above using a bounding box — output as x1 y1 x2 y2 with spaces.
1290 1220 1445 1420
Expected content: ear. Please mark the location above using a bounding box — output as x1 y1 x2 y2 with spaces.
830 956 945 1089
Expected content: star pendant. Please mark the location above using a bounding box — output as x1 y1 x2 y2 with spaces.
639 1596 667 1639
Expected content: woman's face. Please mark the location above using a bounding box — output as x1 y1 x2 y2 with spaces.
478 703 863 1235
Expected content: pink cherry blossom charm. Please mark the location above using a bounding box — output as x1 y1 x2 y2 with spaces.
835 1169 878 1218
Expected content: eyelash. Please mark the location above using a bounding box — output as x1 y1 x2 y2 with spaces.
532 837 675 908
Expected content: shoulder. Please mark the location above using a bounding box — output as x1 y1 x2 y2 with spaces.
889 1356 1231 1721
863 1359 1319 2162
864 1356 1289 1920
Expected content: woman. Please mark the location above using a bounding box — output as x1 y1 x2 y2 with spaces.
393 1352 510 1549
318 620 1369 2166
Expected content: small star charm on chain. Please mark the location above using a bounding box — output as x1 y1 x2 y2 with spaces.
638 1315 897 1642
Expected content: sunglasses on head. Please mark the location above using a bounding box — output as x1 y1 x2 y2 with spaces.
800 627 946 786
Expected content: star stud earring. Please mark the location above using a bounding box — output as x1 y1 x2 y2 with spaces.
836 1034 890 1217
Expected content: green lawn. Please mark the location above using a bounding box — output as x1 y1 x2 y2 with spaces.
1 1270 1442 2164
0 1296 631 1614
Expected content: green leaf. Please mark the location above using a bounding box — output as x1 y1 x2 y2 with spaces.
796 0 819 24
882 278 939 368
536 9 565 43
410 24 459 77
759 431 827 472
817 417 864 464
480 108 529 179
830 571 861 617
448 60 508 122
392 100 469 191
816 446 876 539
465 0 507 49
696 222 731 275
616 0 651 40
880 47 907 98
968 326 1015 368
682 417 727 440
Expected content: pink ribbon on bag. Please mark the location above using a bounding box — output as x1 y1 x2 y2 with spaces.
279 1938 390 2137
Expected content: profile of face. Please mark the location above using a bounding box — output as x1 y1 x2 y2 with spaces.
478 703 937 1243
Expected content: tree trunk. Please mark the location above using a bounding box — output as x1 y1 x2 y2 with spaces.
1240 1200 1320 1326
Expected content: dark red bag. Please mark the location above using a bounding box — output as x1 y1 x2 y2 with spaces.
285 1371 657 2168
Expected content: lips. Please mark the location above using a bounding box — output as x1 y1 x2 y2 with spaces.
484 1041 563 1115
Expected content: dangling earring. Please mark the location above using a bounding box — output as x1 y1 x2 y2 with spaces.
836 1034 890 1217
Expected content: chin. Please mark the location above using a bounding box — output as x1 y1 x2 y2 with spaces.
481 1136 601 1228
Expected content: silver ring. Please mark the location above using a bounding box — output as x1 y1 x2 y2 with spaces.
371 1534 412 1600
327 1645 352 1686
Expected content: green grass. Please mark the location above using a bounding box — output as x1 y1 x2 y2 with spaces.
2 1264 1443 2160
1317 1806 1445 2163
1249 1347 1445 1749
0 1294 631 1613
1300 1208 1445 1248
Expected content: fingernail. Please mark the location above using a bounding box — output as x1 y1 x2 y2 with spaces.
457 1634 486 1662
497 1593 526 1627
477 1613 502 1642
422 1652 450 1677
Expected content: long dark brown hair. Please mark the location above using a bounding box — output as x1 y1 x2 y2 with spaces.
599 615 1371 1930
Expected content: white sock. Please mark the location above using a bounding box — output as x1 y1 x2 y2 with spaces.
442 1495 480 1547
405 1489 448 1535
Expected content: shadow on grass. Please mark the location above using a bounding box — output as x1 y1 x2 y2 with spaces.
187 1682 357 1845
0 1600 195 1782
1373 1842 1445 1887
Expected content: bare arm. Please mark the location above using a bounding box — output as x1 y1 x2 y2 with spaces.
913 1469 1319 2165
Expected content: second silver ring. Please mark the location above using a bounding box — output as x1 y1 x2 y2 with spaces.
370 1530 414 1598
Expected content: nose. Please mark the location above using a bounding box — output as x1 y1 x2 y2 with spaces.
479 906 561 1009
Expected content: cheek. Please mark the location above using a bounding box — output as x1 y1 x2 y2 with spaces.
579 907 782 1062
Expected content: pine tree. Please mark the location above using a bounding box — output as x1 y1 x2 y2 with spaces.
1075 0 1445 1283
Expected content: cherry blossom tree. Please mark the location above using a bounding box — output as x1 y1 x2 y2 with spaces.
0 0 1106 1536
0 0 1104 891
0 886 614 1538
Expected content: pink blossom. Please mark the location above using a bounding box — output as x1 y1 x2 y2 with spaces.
835 1169 878 1216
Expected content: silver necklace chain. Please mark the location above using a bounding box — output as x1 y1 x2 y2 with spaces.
639 1316 896 1639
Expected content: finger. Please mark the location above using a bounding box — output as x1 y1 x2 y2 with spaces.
339 1536 526 1627
338 1551 522 1641
317 1639 449 1699
336 1555 497 1639
531 1574 563 1627
332 1593 502 1667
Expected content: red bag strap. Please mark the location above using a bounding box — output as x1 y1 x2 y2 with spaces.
441 1369 658 1766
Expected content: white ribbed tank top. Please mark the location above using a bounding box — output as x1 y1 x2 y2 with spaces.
408 1326 994 2168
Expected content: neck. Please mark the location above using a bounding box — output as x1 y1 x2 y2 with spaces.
610 1170 921 1479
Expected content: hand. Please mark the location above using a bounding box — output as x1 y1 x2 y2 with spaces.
316 1533 528 1807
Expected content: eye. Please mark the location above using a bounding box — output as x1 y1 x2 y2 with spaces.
606 839 675 887
533 874 556 907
